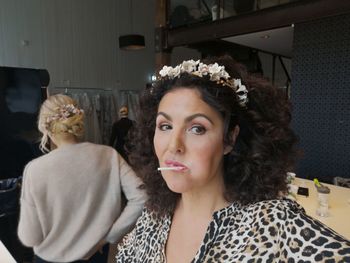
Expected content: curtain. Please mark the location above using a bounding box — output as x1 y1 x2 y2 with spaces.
116 90 140 121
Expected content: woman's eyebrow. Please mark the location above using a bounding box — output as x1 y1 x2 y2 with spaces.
156 112 172 121
185 113 213 124
156 112 213 124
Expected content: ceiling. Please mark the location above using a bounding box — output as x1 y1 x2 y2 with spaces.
223 26 294 58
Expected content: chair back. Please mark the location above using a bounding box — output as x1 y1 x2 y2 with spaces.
0 177 22 218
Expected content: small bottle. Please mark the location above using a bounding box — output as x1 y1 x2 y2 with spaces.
314 180 330 217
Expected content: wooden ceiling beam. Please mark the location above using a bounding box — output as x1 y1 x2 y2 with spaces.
167 0 350 48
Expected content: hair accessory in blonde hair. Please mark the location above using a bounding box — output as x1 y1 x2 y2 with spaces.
159 60 248 106
46 104 84 124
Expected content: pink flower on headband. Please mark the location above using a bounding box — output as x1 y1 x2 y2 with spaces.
46 104 84 124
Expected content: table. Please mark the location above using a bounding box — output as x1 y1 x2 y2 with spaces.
293 177 350 240
0 241 16 263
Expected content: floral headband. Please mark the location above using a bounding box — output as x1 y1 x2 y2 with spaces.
46 104 84 125
159 60 248 106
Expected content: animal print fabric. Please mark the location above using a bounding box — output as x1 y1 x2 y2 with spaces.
116 199 350 262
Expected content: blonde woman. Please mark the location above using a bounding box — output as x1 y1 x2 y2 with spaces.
18 94 146 263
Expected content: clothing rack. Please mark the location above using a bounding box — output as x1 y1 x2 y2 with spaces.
118 89 140 93
53 87 113 94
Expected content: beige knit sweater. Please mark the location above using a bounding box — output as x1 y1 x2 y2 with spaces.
18 142 146 262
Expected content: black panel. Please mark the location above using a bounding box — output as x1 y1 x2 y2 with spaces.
0 67 48 180
291 14 350 183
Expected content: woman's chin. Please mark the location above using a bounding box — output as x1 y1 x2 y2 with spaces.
165 181 191 194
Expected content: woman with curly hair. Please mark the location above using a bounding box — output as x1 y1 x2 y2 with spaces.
17 94 146 263
117 56 350 262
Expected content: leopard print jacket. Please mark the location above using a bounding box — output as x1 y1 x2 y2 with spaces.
116 199 350 262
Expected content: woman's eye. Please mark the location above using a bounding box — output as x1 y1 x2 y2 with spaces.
189 125 206 135
158 123 172 131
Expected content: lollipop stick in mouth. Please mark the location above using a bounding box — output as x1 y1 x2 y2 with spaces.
157 167 183 171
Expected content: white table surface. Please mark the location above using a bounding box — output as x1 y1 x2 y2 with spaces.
0 240 16 263
293 177 350 240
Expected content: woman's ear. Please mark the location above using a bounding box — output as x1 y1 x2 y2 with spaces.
223 125 240 155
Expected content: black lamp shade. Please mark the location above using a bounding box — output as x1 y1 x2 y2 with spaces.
119 34 145 50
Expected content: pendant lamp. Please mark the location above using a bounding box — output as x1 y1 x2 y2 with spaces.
119 0 145 50
119 34 145 50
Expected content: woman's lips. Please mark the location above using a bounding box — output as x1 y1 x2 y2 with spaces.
163 160 188 171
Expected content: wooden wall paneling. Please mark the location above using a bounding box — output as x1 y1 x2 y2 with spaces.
41 0 59 86
42 0 75 88
107 0 119 90
92 0 107 88
18 0 45 68
0 1 6 65
0 0 21 67
71 0 88 87
116 0 130 90
88 0 113 88
69 0 120 89
0 0 154 91
155 0 170 71
118 0 155 91
109 0 119 90
104 0 119 90
81 0 96 88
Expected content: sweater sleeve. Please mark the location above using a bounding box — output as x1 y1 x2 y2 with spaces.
105 155 147 243
18 163 44 247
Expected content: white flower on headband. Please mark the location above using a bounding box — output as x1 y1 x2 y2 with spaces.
181 60 199 73
209 63 230 81
158 60 249 106
170 65 181 78
198 63 209 77
159 66 171 77
207 63 221 80
234 79 248 106
160 65 181 78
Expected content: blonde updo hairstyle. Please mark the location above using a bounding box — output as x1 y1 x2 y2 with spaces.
38 94 84 152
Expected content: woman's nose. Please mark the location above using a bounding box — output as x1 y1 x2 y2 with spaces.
168 131 185 154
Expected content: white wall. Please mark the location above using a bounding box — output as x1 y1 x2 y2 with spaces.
0 0 155 91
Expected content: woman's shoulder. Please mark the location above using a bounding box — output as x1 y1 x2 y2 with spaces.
129 207 171 242
78 142 114 151
229 199 350 261
247 199 350 255
118 207 170 249
237 198 304 220
225 198 323 235
71 142 120 160
25 142 117 171
23 152 53 173
213 198 302 223
136 207 169 226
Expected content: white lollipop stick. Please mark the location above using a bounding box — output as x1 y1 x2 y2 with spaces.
157 167 183 171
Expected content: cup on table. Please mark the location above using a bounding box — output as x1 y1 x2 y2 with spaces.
286 172 296 184
316 193 329 217
316 186 330 217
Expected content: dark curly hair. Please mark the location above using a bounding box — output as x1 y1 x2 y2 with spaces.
127 56 298 215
